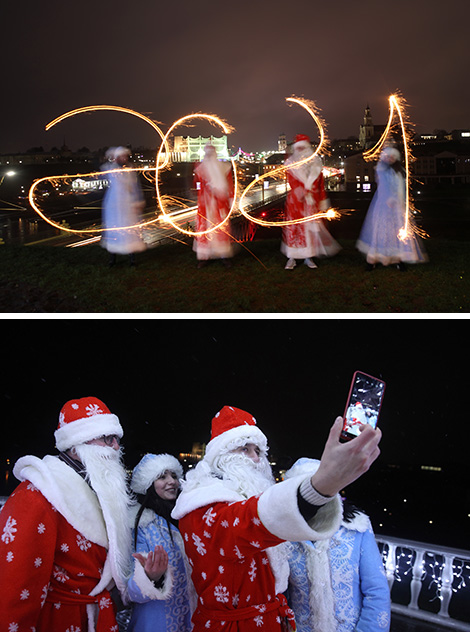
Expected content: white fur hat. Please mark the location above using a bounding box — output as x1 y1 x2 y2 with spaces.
284 457 321 480
54 396 123 452
131 453 183 495
380 146 401 162
203 406 268 467
113 146 131 159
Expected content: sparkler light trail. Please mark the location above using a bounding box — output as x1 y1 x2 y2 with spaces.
30 105 172 235
46 105 170 169
28 165 172 235
28 98 346 240
238 96 341 227
363 93 427 240
155 112 238 237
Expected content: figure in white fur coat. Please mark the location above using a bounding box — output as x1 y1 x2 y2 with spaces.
0 397 134 632
126 453 196 632
171 405 382 632
285 459 391 632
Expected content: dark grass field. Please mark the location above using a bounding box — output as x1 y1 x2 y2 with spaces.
0 235 467 313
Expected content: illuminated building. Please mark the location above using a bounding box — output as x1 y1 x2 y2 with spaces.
172 135 229 162
262 152 285 175
72 177 110 192
343 153 376 192
344 104 389 191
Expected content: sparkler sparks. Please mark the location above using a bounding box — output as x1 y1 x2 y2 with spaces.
29 105 172 235
238 96 341 228
46 105 170 169
27 97 361 240
155 112 238 237
363 93 427 241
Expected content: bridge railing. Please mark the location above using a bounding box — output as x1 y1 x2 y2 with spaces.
376 535 470 631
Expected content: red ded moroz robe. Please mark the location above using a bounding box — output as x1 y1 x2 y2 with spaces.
173 473 343 632
281 158 340 260
0 455 120 632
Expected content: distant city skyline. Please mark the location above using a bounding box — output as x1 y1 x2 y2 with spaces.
2 117 469 158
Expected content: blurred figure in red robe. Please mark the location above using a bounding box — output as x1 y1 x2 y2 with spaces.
193 144 235 268
282 135 340 270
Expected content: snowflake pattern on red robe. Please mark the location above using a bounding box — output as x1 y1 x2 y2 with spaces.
179 495 295 632
0 481 118 632
281 170 340 260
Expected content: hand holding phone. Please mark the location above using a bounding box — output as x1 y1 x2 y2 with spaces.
340 371 386 442
312 416 382 497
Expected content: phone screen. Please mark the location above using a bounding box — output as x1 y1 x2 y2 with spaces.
341 371 386 441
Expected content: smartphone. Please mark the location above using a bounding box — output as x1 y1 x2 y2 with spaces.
340 371 386 442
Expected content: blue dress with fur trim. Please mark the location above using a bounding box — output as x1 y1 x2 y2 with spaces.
356 161 427 265
286 515 391 632
127 511 195 632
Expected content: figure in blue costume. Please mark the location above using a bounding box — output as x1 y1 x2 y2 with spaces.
285 459 391 632
356 146 427 271
126 453 195 632
101 146 147 267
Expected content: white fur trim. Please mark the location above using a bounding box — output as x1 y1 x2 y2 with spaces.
292 140 311 151
204 425 268 466
342 511 371 533
300 540 337 632
172 480 242 520
14 454 116 632
257 475 342 541
13 455 108 546
128 504 155 529
54 413 123 452
131 454 183 495
132 554 173 600
266 543 290 594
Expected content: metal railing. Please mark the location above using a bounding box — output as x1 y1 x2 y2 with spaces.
377 535 470 631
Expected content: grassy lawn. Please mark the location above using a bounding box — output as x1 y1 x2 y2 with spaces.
0 236 468 313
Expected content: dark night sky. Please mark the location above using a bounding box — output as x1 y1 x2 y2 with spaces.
2 0 469 154
2 318 465 472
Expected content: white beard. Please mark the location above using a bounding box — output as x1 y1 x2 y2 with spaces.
74 443 134 596
213 452 276 498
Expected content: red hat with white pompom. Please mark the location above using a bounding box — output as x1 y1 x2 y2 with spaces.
54 396 123 452
292 134 312 150
204 405 268 465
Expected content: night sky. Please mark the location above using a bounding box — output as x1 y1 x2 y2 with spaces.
2 318 465 470
2 0 469 154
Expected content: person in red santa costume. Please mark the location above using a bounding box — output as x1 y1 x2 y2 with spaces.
282 135 341 270
171 405 381 632
193 144 235 268
0 396 135 632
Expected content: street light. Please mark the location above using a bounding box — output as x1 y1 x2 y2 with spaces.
0 170 16 187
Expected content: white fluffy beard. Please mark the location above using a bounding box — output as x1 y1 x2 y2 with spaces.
74 443 134 595
214 452 276 498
